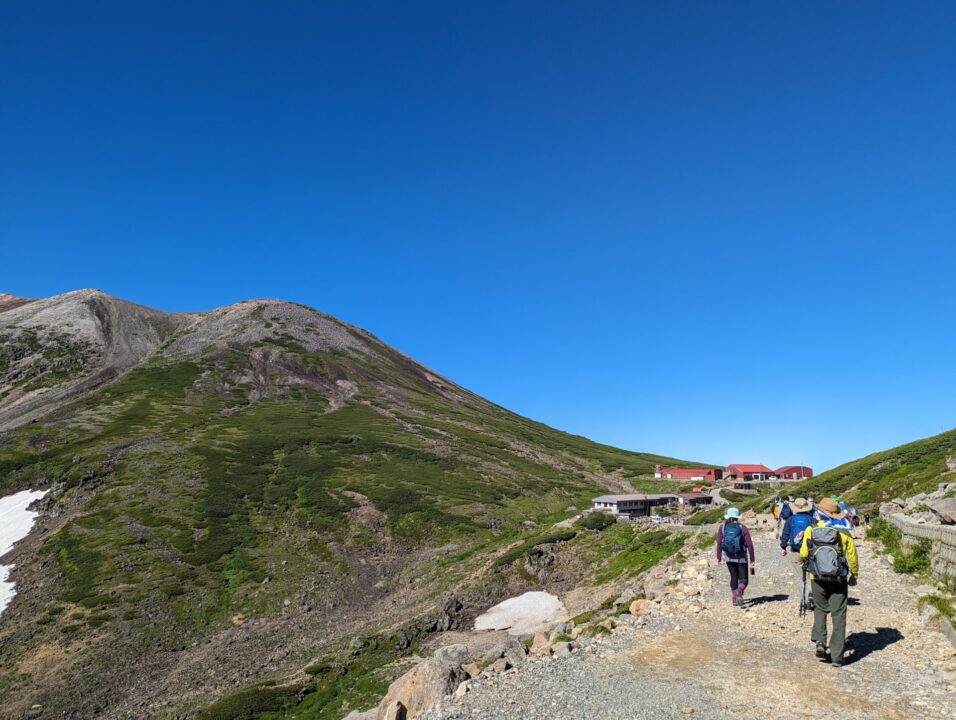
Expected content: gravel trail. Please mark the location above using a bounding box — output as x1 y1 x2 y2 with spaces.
421 529 956 719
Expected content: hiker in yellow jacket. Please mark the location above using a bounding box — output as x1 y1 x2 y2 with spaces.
799 497 859 667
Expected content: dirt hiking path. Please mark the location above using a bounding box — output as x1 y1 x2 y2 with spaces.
423 529 956 720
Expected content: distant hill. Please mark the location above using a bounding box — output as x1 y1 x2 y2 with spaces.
0 290 703 719
791 428 956 506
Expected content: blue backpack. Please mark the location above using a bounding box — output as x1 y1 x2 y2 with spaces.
789 513 812 551
721 522 745 554
780 503 793 520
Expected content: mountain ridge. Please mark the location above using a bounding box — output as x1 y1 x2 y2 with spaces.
0 289 703 719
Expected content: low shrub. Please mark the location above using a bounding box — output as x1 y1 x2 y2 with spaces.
918 594 955 620
574 512 617 531
197 683 304 720
492 529 577 568
868 518 932 575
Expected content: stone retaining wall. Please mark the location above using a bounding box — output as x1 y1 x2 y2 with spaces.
886 512 956 586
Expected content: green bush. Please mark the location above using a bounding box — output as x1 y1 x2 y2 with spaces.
492 529 577 568
197 683 303 720
868 518 932 575
574 512 617 531
895 538 932 574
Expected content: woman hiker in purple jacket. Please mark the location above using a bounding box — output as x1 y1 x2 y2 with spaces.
716 507 756 606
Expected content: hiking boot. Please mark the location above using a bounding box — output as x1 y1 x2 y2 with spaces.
731 590 739 606
831 658 844 668
815 642 827 659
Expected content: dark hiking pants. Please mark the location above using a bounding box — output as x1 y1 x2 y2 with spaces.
727 561 749 591
811 579 848 662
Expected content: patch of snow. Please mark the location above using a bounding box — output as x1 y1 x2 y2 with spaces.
0 489 47 616
474 590 569 636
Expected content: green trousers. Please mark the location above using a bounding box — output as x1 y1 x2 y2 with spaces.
811 579 848 662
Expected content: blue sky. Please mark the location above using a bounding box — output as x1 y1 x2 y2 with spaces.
2 2 955 472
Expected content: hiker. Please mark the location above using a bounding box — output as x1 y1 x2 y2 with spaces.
816 495 855 533
780 497 814 585
777 496 793 539
716 507 755 606
800 497 859 667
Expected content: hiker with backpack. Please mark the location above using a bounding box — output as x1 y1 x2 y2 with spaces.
716 507 755 606
780 497 813 581
799 497 859 667
776 496 794 539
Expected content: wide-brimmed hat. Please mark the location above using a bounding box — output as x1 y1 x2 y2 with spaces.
791 497 811 513
724 507 741 520
816 497 846 519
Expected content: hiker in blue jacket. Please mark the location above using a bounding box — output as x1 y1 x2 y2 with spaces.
716 508 755 606
780 497 814 586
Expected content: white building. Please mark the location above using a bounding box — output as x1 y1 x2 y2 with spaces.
592 493 677 517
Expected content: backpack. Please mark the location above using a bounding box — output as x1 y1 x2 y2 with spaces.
807 526 849 583
721 522 745 555
789 513 812 551
780 503 793 520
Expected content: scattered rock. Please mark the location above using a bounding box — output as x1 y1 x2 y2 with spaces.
480 638 527 667
490 658 511 673
551 641 571 657
530 633 550 655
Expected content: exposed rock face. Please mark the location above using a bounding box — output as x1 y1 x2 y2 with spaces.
0 293 34 313
376 645 470 719
0 289 196 429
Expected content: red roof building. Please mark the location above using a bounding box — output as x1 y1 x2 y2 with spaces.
775 466 813 480
654 465 723 482
726 464 774 481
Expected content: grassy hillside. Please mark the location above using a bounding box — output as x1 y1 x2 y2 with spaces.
0 297 701 719
790 428 956 507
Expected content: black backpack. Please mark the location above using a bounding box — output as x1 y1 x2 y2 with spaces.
807 526 850 583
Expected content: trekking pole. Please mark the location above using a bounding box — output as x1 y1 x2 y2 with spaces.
800 565 807 617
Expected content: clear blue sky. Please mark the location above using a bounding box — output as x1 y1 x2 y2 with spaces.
3 2 955 472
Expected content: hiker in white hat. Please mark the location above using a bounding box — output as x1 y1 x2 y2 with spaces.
716 507 755 606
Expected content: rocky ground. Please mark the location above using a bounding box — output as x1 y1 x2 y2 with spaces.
414 528 956 720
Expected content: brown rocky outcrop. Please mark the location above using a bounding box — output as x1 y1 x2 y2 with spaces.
376 645 470 720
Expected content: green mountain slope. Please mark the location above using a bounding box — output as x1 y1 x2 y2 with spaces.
0 292 701 719
790 428 956 507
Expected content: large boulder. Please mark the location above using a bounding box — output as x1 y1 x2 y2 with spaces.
927 498 956 525
480 637 527 667
880 501 904 517
375 644 470 720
